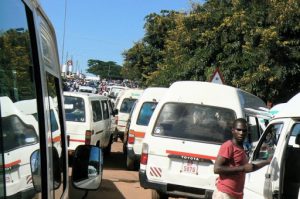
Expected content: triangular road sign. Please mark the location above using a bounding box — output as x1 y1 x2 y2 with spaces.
210 68 225 84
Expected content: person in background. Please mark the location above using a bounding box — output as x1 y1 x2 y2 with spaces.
213 118 271 199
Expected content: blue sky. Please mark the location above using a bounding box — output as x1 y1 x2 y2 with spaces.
40 0 204 74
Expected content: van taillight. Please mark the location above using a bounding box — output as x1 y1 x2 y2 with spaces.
140 143 149 165
128 130 135 144
85 130 93 145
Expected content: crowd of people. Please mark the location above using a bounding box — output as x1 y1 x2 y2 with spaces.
62 77 139 94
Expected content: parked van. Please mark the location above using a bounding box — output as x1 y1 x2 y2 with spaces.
64 92 116 155
139 81 268 199
114 89 144 142
126 87 168 170
0 0 103 198
244 92 300 199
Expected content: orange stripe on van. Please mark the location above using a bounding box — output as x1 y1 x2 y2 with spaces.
166 150 217 161
4 160 21 168
129 130 145 138
52 136 61 143
69 139 85 143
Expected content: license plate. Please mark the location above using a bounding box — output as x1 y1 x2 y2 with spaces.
181 160 198 175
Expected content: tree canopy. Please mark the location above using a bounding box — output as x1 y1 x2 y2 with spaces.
122 0 300 104
86 60 122 80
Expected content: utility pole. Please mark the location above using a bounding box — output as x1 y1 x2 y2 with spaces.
61 0 67 66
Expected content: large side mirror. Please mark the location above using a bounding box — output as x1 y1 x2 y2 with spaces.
30 150 42 192
72 145 103 190
30 147 61 192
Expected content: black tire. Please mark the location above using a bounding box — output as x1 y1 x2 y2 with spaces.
151 190 168 199
103 137 112 156
126 155 135 170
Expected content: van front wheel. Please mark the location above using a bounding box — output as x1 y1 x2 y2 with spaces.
151 190 168 199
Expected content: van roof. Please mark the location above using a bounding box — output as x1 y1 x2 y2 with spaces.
274 92 300 118
117 88 144 99
139 87 168 101
63 91 109 100
163 81 266 111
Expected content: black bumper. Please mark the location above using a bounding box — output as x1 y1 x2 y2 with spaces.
139 170 213 199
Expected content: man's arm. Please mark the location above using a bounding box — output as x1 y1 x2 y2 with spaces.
252 159 271 171
214 155 254 174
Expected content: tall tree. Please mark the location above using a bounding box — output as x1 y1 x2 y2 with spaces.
86 60 122 80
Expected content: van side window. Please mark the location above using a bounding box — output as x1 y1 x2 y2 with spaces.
0 0 41 198
92 101 103 122
253 123 283 161
101 101 109 119
46 74 67 196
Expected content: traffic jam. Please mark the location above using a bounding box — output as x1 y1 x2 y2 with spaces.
1 0 300 199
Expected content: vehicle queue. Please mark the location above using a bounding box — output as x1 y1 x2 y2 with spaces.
1 1 299 198
62 78 300 199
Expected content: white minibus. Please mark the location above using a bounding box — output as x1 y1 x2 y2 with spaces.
114 89 144 142
125 87 168 170
139 81 268 198
244 92 300 199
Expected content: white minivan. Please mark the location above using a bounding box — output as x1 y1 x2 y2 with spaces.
126 87 168 170
244 92 300 199
139 81 268 199
64 92 116 155
114 89 144 142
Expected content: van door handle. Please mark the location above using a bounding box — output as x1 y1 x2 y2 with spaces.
265 173 271 178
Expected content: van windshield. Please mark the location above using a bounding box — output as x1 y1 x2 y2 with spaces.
137 102 158 126
64 96 86 122
152 103 236 144
120 98 137 113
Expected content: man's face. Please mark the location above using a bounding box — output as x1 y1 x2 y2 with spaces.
232 121 248 144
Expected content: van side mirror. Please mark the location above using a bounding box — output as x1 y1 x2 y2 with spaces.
30 147 61 192
72 145 103 190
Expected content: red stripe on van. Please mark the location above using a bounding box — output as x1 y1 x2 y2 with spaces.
69 139 85 143
166 150 217 161
4 160 21 168
129 130 145 138
52 136 61 143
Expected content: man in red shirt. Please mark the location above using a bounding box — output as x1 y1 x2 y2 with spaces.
213 118 270 199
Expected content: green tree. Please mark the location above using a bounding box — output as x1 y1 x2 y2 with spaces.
122 0 300 103
86 60 122 80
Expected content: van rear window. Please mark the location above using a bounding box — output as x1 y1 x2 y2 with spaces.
120 98 137 113
64 96 86 122
152 103 236 144
137 102 158 126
